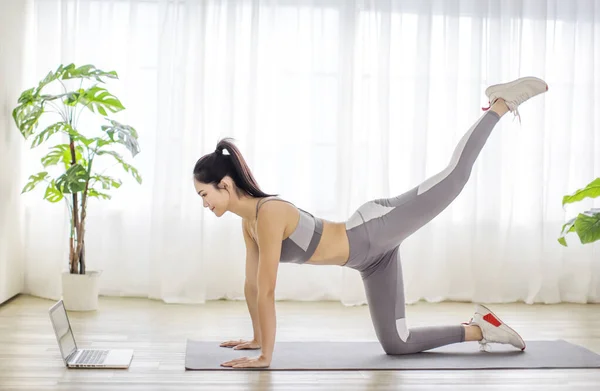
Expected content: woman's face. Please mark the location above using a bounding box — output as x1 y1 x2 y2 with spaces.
194 179 228 217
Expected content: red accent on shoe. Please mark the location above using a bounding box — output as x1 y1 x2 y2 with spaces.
483 313 502 327
546 84 549 91
482 101 491 111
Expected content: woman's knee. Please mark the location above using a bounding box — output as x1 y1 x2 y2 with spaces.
379 338 417 355
382 344 413 355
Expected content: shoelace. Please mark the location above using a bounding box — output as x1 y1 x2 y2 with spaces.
482 91 531 124
462 317 493 352
506 101 522 125
506 91 532 124
478 338 492 352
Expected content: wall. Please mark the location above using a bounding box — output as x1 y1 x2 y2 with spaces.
0 0 30 304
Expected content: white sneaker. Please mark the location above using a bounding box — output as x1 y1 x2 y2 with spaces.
482 76 549 122
463 304 526 352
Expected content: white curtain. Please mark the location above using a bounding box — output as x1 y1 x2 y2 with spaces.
15 0 600 305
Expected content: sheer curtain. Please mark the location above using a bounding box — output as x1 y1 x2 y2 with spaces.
16 0 600 305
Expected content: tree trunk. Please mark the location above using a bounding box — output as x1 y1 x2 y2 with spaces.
69 138 80 274
79 240 86 274
69 237 75 274
75 182 90 275
71 193 80 273
75 216 86 274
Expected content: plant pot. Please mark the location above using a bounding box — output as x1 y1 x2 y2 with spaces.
61 270 102 311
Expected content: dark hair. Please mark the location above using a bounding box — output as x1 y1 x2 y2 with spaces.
193 138 277 198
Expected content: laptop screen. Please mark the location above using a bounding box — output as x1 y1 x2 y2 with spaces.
49 301 77 361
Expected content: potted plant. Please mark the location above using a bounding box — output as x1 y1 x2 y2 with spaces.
12 64 142 311
558 178 600 246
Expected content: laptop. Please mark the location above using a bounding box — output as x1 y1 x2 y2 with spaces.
49 300 134 368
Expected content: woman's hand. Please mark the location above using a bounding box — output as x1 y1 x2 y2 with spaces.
220 339 261 350
221 354 271 368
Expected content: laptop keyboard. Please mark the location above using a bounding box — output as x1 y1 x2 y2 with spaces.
74 350 109 365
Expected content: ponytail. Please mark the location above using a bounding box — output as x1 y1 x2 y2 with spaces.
193 138 277 198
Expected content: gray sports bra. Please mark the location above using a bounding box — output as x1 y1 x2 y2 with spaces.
255 197 323 264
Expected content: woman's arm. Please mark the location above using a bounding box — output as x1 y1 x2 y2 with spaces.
254 202 285 362
220 203 285 368
242 219 261 343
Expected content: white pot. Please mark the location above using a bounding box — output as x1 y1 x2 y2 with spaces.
61 270 102 311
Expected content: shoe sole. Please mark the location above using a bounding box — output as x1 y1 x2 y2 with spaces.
476 304 527 351
484 76 548 100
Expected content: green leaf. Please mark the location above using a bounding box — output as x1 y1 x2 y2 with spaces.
32 64 117 95
17 87 36 104
43 180 64 203
562 178 600 207
63 89 83 107
87 188 112 200
36 67 62 94
56 164 89 194
574 210 600 245
126 164 142 184
61 64 118 83
78 86 125 116
557 237 567 247
21 171 49 193
96 150 142 184
30 122 73 148
66 127 95 147
41 144 84 170
557 217 577 247
39 91 74 102
80 136 114 149
12 102 44 139
101 119 140 157
74 134 95 147
94 138 113 148
90 175 122 190
12 65 73 139
558 209 600 246
37 64 81 93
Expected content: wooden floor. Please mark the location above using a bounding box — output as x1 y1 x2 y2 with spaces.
1 294 599 390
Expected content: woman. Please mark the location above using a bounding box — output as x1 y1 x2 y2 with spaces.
193 76 549 368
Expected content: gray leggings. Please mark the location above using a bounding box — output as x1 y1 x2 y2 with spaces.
344 110 501 354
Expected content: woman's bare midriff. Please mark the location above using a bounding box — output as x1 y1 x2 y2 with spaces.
248 202 350 266
305 220 350 266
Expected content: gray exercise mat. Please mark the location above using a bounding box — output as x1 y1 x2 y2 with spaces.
185 339 600 370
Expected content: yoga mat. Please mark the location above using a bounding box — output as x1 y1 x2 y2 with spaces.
185 339 600 370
